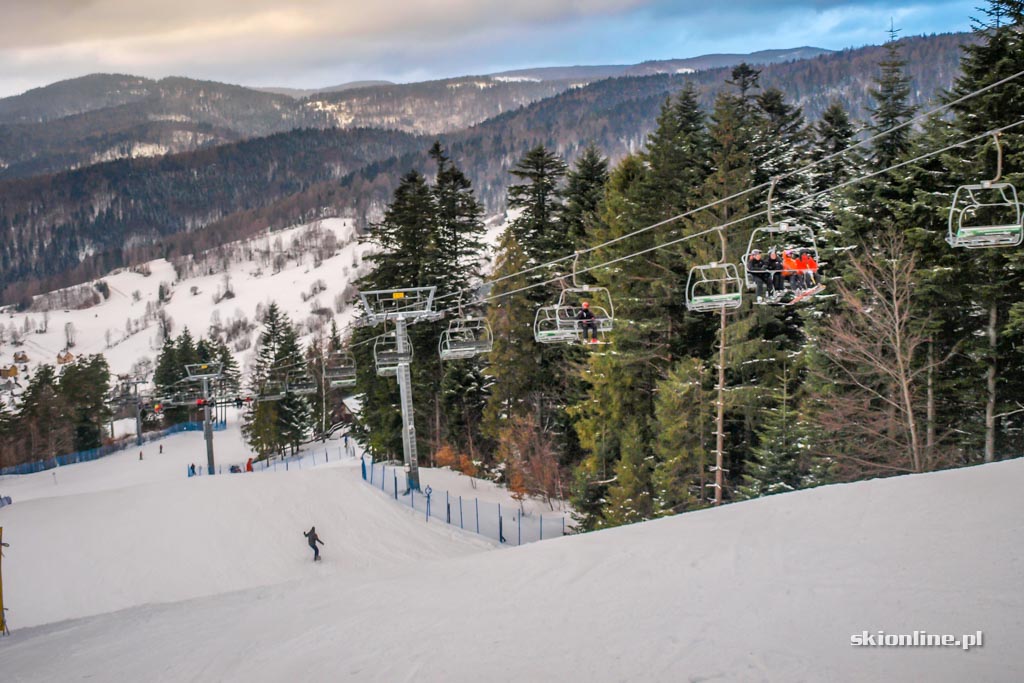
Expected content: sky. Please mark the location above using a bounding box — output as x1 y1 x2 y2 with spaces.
0 0 980 97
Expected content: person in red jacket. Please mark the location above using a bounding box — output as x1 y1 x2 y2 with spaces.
798 249 819 288
782 250 802 291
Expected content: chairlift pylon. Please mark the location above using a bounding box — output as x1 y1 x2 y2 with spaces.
947 132 1024 249
533 253 615 344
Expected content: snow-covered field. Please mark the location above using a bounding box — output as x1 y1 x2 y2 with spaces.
0 415 1021 681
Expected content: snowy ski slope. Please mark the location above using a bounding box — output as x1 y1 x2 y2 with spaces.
0 417 1021 682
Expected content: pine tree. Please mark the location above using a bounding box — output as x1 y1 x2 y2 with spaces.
735 367 811 499
868 27 918 171
483 232 537 436
562 144 609 243
651 358 712 514
507 144 569 289
429 141 486 293
600 420 653 527
58 354 112 452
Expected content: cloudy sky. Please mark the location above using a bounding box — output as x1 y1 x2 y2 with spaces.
0 0 978 97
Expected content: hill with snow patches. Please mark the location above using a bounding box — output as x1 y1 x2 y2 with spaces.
0 414 1021 682
0 217 375 387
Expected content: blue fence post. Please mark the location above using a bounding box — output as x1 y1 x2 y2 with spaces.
459 496 464 529
518 511 521 546
394 472 398 499
498 506 504 544
562 518 565 536
361 457 367 480
410 486 414 509
446 491 450 524
382 466 387 491
369 461 374 484
540 515 543 541
475 498 480 534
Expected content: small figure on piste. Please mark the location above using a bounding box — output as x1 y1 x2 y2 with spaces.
304 526 325 562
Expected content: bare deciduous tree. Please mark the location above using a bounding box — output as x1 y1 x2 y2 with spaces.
813 234 954 477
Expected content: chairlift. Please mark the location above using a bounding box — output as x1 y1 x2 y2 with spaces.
948 133 1023 249
374 331 412 377
686 263 744 313
285 372 317 396
742 178 823 304
439 294 493 361
325 351 357 387
533 253 615 344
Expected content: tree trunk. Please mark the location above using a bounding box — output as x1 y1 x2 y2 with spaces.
715 306 726 505
926 341 935 466
985 303 998 463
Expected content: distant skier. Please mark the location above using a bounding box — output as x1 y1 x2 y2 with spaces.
304 526 325 562
139 451 143 461
188 463 196 477
246 457 253 473
159 444 163 455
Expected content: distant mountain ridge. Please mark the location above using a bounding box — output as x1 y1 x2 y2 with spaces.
490 47 833 80
255 80 395 99
0 46 834 180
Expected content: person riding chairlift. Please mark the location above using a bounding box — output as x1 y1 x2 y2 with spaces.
782 249 803 291
577 301 599 343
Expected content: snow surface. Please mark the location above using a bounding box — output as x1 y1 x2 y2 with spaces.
1 415 1021 681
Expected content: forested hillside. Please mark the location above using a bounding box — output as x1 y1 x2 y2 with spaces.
0 76 333 179
345 4 1024 529
0 127 423 305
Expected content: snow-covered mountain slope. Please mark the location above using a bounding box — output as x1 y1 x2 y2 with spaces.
1 435 1020 682
0 417 491 629
0 217 375 387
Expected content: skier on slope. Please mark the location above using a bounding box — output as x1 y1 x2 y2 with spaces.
304 526 325 562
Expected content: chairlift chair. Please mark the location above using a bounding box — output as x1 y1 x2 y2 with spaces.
686 263 744 313
948 183 1023 248
948 132 1024 249
533 253 616 344
374 331 412 377
439 317 493 361
285 372 317 396
325 351 357 387
742 178 823 304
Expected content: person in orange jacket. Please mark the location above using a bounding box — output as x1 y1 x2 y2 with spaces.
782 250 802 291
798 249 818 288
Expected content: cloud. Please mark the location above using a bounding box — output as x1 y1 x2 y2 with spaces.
0 0 977 96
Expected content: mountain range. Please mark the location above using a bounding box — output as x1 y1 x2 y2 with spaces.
0 33 974 305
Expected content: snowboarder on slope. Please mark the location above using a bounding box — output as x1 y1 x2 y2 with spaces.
304 526 325 561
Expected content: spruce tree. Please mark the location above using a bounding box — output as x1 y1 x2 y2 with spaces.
562 144 609 243
868 27 918 171
735 368 811 499
600 420 653 527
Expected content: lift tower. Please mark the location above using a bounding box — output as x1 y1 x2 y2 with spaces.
359 287 437 492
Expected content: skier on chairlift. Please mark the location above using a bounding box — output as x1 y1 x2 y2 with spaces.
577 301 598 343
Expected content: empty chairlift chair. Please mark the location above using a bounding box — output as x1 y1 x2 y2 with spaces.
686 263 743 313
374 331 412 377
439 317 493 361
325 351 357 387
948 134 1023 248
